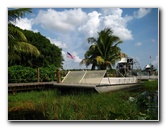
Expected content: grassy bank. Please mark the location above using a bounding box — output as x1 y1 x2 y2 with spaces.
8 80 158 120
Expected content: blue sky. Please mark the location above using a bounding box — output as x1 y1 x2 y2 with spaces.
11 8 159 70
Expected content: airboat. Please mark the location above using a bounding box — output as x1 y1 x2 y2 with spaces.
139 64 158 81
53 57 144 93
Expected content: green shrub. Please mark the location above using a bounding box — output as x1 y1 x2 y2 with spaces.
8 65 37 83
8 65 58 83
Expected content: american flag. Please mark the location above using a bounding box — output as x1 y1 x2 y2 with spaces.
67 52 75 59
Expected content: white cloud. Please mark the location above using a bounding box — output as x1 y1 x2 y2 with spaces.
78 8 134 41
13 8 135 42
135 42 142 46
12 18 39 32
34 8 87 33
134 8 151 19
102 8 123 17
12 18 33 30
113 27 133 41
48 37 67 49
78 11 101 37
34 8 134 41
100 8 133 40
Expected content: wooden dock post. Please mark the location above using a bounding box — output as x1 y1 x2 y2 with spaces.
57 69 61 83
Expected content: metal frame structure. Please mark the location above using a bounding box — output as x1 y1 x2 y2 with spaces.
62 70 106 84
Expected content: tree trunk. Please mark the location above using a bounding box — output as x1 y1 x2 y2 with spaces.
91 64 96 70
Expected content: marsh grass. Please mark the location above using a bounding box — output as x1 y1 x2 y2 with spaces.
142 80 158 91
8 80 158 120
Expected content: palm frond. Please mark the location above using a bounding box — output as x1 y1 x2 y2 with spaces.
95 56 105 65
80 58 92 67
87 37 97 44
8 23 27 42
13 42 40 57
8 8 32 22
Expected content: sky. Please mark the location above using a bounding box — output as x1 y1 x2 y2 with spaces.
11 8 159 70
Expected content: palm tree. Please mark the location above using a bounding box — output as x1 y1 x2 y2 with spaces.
8 8 40 63
80 28 123 70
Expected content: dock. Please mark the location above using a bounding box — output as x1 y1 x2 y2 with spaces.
8 82 54 93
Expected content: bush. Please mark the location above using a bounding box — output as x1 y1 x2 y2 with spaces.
8 65 58 83
40 65 58 82
8 65 37 83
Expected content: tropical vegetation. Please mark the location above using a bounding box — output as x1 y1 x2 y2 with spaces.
80 28 123 70
8 8 63 83
8 8 40 64
9 29 63 68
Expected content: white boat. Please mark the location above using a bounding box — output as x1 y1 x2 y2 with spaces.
53 70 141 93
53 57 144 93
95 77 140 93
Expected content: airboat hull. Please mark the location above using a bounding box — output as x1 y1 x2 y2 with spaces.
53 83 96 88
53 70 141 93
95 83 141 93
53 77 141 93
53 82 141 93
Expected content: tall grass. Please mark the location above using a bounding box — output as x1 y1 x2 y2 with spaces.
8 80 158 120
142 80 158 91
